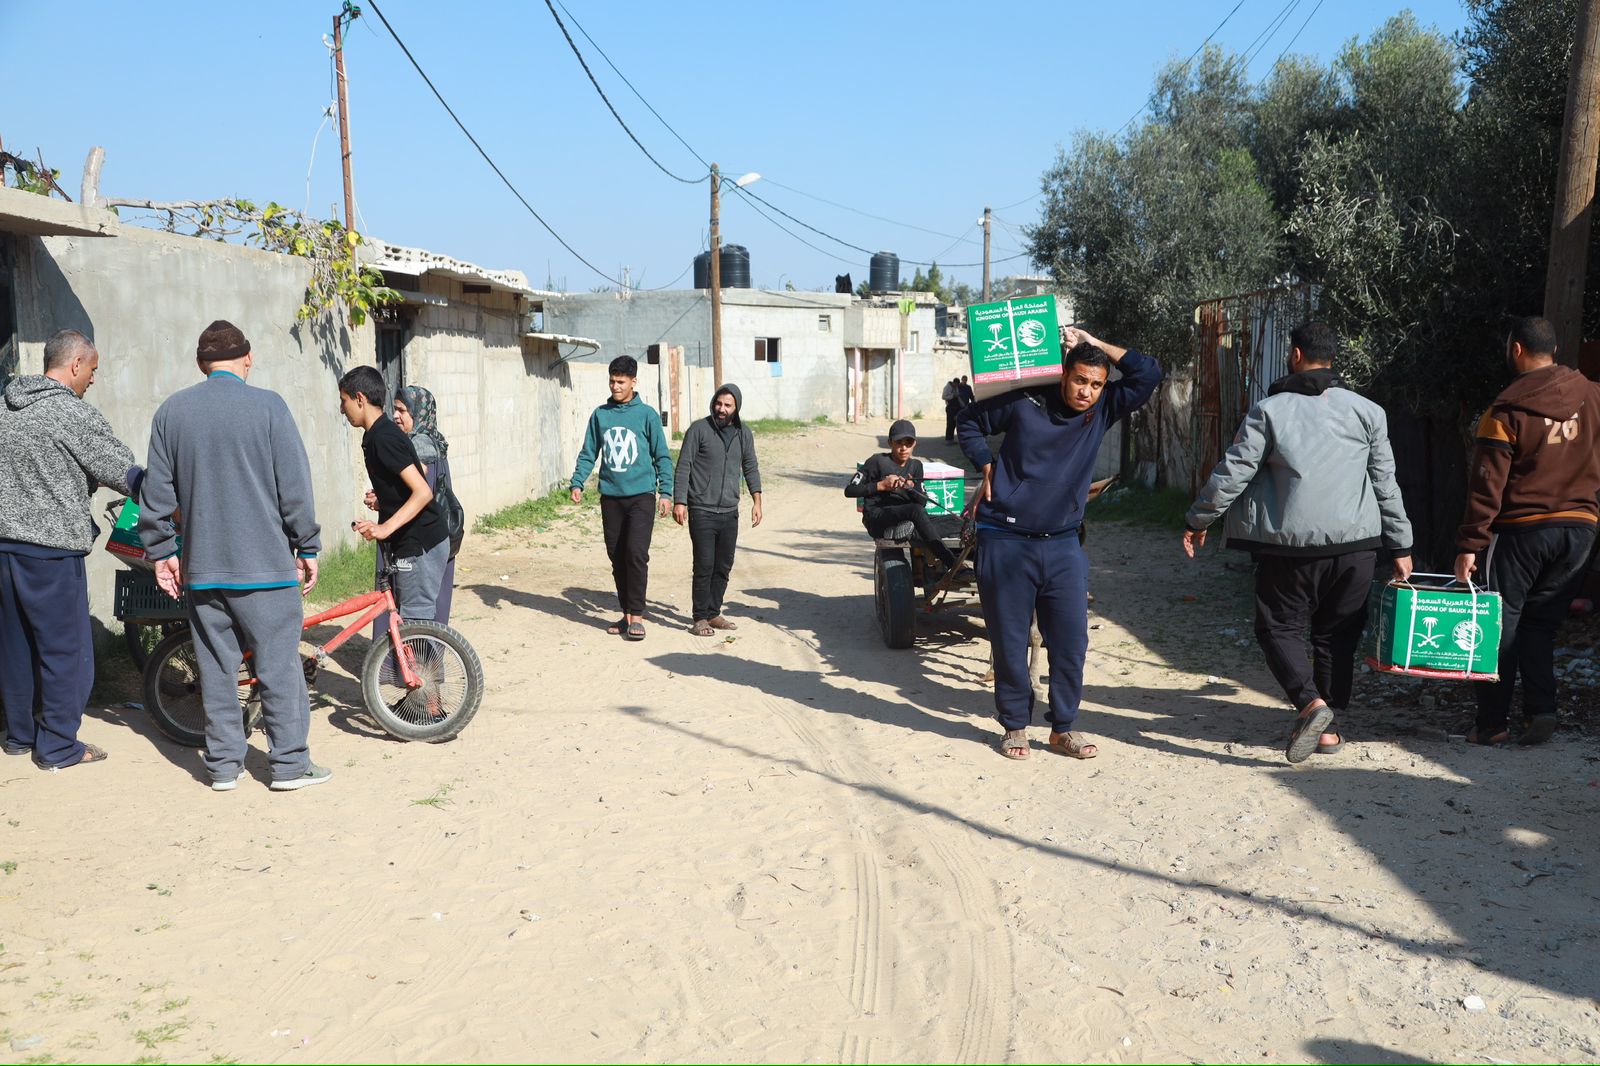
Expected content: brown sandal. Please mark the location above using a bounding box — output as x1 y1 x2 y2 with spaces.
1047 732 1098 759
689 620 714 637
707 616 738 631
998 729 1030 760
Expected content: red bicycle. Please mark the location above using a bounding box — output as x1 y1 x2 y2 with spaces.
141 555 484 746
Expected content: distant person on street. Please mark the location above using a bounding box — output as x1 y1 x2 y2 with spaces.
570 356 674 641
1454 315 1600 746
958 375 975 407
958 327 1161 761
846 419 960 575
1182 321 1413 764
942 378 963 442
673 384 763 636
0 329 141 770
139 320 327 792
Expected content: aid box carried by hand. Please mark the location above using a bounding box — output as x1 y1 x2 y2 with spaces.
104 498 179 569
1366 573 1501 681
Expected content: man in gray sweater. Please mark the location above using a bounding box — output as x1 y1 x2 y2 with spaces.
1182 321 1413 763
672 384 763 635
0 329 141 769
139 321 328 792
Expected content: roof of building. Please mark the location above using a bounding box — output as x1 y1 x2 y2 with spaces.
0 186 119 238
368 240 561 301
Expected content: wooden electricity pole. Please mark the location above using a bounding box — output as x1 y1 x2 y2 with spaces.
709 163 724 388
982 205 992 302
1544 0 1600 367
333 7 357 233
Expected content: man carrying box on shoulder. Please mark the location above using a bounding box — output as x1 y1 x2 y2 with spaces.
1454 315 1600 747
1181 321 1413 764
958 326 1161 763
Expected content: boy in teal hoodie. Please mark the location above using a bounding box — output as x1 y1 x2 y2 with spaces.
570 356 674 641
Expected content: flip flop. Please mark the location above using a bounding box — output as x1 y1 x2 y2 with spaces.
707 616 738 631
690 620 714 637
998 729 1030 760
1467 727 1510 747
1047 731 1099 759
605 617 627 635
625 621 646 642
1314 732 1343 755
1286 700 1335 764
34 742 108 771
1518 714 1557 746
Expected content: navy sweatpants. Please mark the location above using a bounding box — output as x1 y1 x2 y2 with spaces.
0 552 95 767
977 531 1089 733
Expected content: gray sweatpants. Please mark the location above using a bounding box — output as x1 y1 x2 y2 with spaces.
188 586 310 783
393 538 450 621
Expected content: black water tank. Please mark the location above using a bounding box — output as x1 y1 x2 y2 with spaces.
693 250 712 289
869 251 900 293
720 244 751 288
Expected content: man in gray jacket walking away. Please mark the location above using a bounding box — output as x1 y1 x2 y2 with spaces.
139 321 328 792
0 330 141 769
672 384 763 636
1181 321 1414 763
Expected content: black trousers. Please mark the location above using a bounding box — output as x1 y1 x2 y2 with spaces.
944 403 960 442
1253 550 1376 713
865 501 957 567
601 493 656 615
689 509 739 621
1475 526 1596 734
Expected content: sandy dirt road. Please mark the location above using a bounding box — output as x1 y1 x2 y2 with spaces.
2 419 1597 1063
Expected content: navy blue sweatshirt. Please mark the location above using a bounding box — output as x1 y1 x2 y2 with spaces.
956 350 1161 535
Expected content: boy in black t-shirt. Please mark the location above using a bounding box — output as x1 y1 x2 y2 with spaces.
844 419 958 570
337 366 451 620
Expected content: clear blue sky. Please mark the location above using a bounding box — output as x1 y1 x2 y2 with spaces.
4 1 1471 293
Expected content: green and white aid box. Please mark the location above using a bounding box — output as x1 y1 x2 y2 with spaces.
920 461 966 516
964 295 1063 400
1366 574 1501 681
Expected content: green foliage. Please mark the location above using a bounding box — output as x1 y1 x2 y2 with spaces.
1092 485 1195 531
474 485 595 533
304 539 378 608
902 262 958 303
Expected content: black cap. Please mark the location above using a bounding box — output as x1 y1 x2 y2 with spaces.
888 419 916 441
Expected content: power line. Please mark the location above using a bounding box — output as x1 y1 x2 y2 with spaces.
1239 0 1305 73
1260 0 1325 80
759 177 983 246
364 0 628 286
1112 0 1249 138
540 0 703 184
551 0 709 170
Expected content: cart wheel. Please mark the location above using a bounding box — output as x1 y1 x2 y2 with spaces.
124 620 188 670
875 548 915 649
143 630 262 749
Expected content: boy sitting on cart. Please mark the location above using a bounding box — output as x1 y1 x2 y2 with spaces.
845 419 961 578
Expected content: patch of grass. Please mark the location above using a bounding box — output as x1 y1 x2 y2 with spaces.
743 416 824 435
411 781 457 808
474 485 596 534
0 861 15 875
303 538 379 608
133 1021 187 1049
1092 485 1194 532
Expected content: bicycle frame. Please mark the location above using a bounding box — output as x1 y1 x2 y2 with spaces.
302 587 423 689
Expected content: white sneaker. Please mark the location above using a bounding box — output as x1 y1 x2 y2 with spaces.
270 763 332 792
211 777 239 792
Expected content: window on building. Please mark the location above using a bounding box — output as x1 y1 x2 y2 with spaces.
909 330 920 352
818 314 831 332
646 344 661 365
754 337 781 362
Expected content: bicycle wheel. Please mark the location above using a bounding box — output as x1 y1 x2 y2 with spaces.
360 620 484 742
143 630 262 748
124 620 188 670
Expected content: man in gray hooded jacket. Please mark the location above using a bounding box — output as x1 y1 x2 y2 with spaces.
672 384 763 635
0 329 141 769
1181 321 1414 763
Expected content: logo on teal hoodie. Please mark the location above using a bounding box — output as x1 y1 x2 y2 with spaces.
571 395 674 498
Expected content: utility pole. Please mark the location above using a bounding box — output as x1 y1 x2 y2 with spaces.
1545 0 1600 367
709 163 724 388
982 205 992 302
333 5 357 233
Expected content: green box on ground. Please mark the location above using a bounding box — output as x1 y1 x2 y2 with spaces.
1370 575 1501 680
964 295 1062 400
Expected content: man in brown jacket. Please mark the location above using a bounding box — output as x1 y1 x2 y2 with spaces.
1454 316 1600 746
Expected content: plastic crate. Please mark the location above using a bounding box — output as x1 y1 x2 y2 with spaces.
113 569 189 621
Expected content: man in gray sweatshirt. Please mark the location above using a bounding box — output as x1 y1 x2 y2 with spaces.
139 321 328 792
0 329 141 769
672 383 763 635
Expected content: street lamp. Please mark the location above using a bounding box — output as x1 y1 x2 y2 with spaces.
710 166 760 388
